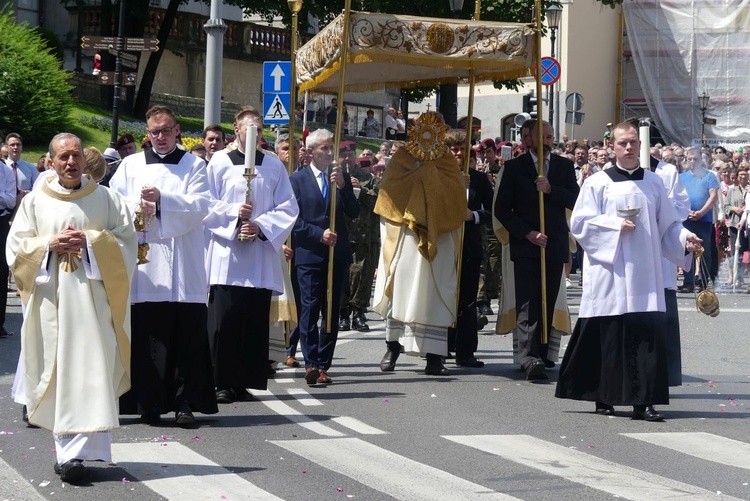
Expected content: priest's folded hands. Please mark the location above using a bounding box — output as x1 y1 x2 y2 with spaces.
49 226 86 252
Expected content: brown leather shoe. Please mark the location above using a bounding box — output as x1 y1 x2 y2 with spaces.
316 371 332 384
285 356 301 368
304 367 320 385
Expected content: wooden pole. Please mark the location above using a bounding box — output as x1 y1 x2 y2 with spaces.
535 0 549 345
325 0 353 333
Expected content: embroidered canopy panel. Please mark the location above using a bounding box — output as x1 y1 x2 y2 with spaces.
297 11 536 93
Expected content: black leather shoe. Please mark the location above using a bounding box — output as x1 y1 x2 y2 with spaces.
352 309 370 332
175 402 196 427
231 387 255 402
380 350 400 371
425 354 449 375
22 405 28 423
57 459 85 484
525 361 548 381
140 413 162 425
339 316 351 331
476 314 489 330
216 389 234 404
456 357 485 368
595 402 615 415
479 304 494 316
632 405 664 422
676 284 693 293
543 359 556 369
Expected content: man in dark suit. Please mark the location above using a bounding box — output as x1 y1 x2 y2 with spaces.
495 120 579 381
446 130 494 367
289 129 359 386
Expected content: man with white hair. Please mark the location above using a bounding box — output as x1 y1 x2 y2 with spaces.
289 128 359 385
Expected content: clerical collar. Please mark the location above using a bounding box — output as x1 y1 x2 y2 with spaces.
605 165 644 182
153 146 177 159
145 147 187 165
616 163 640 175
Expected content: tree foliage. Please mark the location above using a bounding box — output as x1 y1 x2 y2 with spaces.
0 6 73 144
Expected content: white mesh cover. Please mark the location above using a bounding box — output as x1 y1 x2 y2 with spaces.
624 0 750 146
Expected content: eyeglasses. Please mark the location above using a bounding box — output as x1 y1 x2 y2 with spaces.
147 126 174 137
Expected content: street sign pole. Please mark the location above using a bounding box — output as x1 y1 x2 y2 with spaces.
110 0 126 148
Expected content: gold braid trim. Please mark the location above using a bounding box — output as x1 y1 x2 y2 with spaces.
88 230 132 395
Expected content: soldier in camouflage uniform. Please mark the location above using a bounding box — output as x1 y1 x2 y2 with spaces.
476 138 503 319
338 143 380 332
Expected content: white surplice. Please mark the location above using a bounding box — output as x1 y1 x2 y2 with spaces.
109 150 210 303
203 149 298 293
572 169 691 318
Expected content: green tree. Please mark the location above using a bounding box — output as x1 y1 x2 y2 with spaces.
0 7 73 144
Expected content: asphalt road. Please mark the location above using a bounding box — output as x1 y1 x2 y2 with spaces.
1 274 749 501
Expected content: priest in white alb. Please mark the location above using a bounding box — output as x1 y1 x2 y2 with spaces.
204 106 298 403
8 133 137 484
555 122 701 422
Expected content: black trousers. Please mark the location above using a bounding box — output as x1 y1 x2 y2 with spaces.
448 255 481 359
0 215 10 328
513 258 563 370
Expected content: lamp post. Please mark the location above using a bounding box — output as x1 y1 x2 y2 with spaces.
698 91 710 146
546 2 562 132
437 0 464 128
288 0 302 172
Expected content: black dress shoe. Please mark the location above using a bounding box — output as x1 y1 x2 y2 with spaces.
632 405 664 422
425 354 449 375
22 405 29 422
56 459 85 484
231 387 255 402
0 328 8 338
543 359 556 369
476 314 489 330
379 350 400 371
339 316 351 331
175 401 196 427
478 304 494 316
216 389 234 404
676 284 693 293
525 361 548 381
140 413 162 425
352 314 370 332
456 357 485 368
595 402 615 415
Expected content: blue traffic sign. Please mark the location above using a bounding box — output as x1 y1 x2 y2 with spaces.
540 57 561 86
263 61 292 94
263 93 291 125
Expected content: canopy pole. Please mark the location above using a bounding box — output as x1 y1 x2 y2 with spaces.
535 0 548 345
285 0 303 347
453 69 477 328
325 0 353 334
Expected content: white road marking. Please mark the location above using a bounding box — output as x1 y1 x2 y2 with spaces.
0 456 48 500
271 437 522 500
286 388 324 406
623 432 750 470
272 377 296 384
253 390 345 437
330 416 388 435
443 434 745 501
111 442 283 500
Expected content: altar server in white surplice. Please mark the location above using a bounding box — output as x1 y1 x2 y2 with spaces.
110 105 218 428
8 133 137 484
204 106 298 404
555 122 701 422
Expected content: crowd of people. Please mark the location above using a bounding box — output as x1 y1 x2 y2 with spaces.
0 105 742 484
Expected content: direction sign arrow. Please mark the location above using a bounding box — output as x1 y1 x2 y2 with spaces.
120 59 138 70
124 37 159 52
270 64 286 92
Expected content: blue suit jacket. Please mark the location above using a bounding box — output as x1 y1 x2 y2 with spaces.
290 165 360 266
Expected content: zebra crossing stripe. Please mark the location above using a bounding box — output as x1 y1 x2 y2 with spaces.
111 442 283 500
623 432 750 470
271 437 523 500
330 416 388 435
286 388 324 406
253 389 345 437
442 434 746 501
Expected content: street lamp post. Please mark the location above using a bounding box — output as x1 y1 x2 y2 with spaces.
698 91 710 147
437 0 465 128
546 2 562 132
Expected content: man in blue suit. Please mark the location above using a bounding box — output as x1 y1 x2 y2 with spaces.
289 129 359 385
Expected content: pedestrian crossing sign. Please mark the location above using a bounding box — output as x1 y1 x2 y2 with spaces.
263 93 291 125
